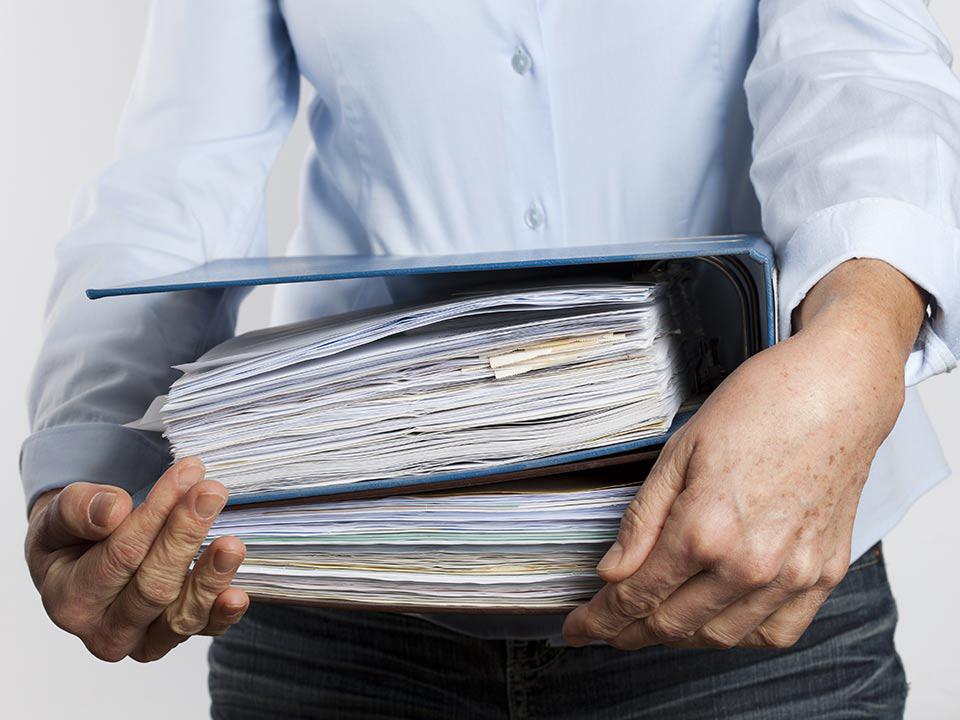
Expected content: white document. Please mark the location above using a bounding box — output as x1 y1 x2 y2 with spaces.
136 278 690 499
205 482 639 608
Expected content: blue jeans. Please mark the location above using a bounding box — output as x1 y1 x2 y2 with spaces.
209 543 906 719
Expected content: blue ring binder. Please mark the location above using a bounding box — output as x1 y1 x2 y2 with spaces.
98 234 778 507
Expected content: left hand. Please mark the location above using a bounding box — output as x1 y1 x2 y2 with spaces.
562 259 925 650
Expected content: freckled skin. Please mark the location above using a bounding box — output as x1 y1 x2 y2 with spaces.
564 259 926 651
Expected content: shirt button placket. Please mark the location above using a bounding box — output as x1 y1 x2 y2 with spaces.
510 31 557 241
512 44 545 233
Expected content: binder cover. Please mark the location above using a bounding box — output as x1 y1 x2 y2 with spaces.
89 234 777 506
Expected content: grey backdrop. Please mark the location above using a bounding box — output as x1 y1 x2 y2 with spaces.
1 3 957 717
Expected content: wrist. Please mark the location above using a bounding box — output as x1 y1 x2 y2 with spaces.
794 259 925 366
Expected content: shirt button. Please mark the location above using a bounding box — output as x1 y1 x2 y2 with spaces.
523 201 545 230
512 47 532 75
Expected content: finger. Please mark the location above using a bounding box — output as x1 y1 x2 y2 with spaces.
564 522 698 646
606 570 752 650
108 477 227 635
677 547 830 650
672 583 795 649
203 587 250 636
164 536 245 637
133 537 245 662
79 458 206 602
738 587 830 650
34 483 131 550
134 588 249 663
597 430 693 583
741 543 854 651
26 483 132 588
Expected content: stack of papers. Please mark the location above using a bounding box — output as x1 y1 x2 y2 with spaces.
205 481 638 610
150 279 688 501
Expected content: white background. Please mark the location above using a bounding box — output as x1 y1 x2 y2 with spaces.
1 3 957 718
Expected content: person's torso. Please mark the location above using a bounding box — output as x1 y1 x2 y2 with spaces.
277 0 759 301
268 1 949 640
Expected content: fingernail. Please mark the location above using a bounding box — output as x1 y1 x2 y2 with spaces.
178 460 205 490
597 541 623 574
195 492 225 520
214 549 243 574
89 491 118 528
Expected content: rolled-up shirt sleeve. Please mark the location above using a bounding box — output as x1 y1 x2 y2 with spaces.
745 0 960 385
21 0 299 509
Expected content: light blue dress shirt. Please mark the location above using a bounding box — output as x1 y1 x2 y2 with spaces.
22 0 959 638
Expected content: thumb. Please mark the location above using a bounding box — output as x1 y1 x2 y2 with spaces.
36 482 133 549
597 431 693 583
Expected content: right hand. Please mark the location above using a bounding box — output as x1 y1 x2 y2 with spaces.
24 457 249 663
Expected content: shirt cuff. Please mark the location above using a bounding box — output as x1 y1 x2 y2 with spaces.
777 198 960 386
20 423 171 513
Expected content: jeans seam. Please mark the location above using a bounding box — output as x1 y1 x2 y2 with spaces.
505 641 531 720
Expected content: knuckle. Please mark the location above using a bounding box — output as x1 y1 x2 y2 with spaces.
737 562 779 588
137 503 169 537
611 582 659 618
728 547 781 588
167 616 204 638
131 645 172 664
778 556 821 592
128 648 153 664
685 533 715 565
820 559 848 589
102 537 143 578
698 626 739 650
164 513 206 550
85 633 128 663
581 612 616 641
645 614 694 643
132 571 181 609
757 625 799 650
683 525 729 566
191 564 229 598
166 609 205 637
43 595 87 635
